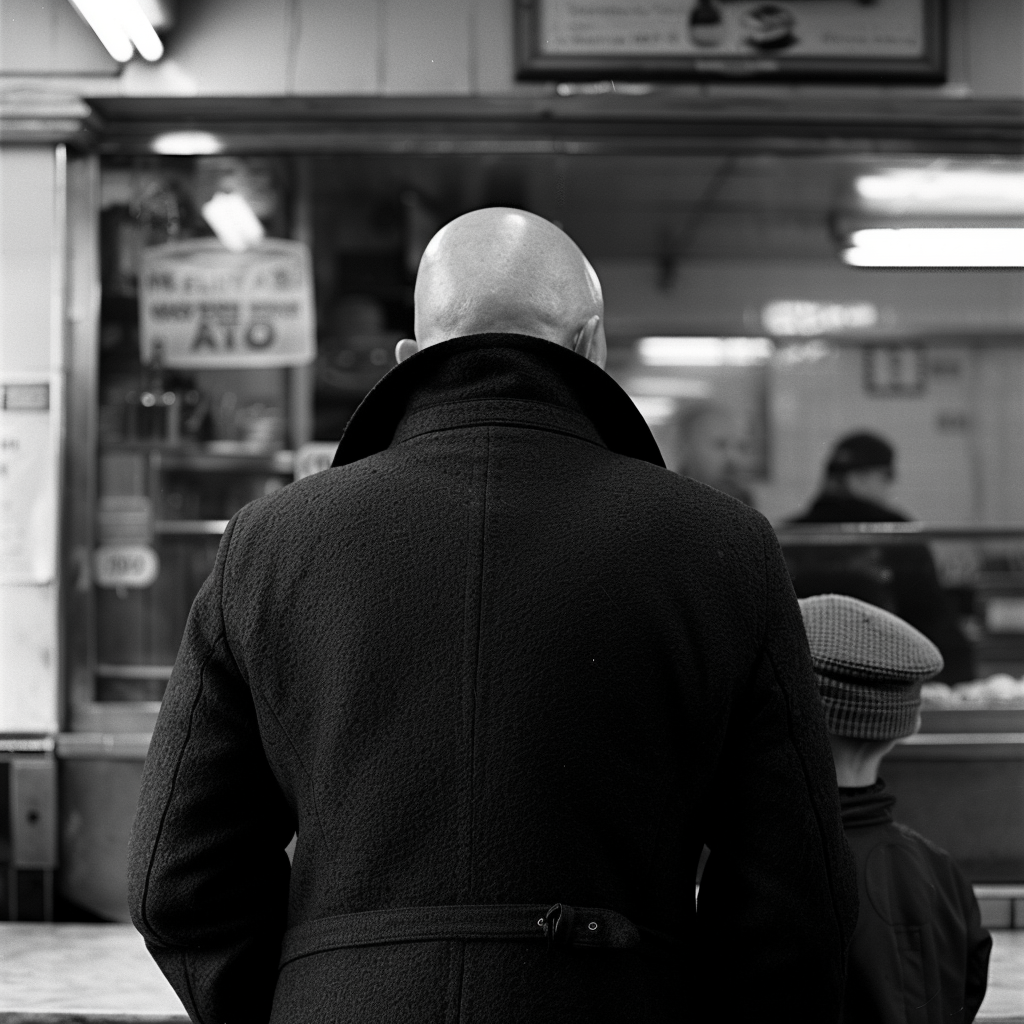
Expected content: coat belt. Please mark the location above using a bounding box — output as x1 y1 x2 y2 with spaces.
279 903 642 968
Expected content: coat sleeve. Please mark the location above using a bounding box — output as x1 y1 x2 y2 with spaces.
695 523 859 1023
127 512 296 1024
959 870 992 1023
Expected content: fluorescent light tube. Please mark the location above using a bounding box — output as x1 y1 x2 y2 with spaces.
627 377 713 399
152 131 223 156
67 0 134 62
637 336 773 367
66 0 163 62
628 396 677 424
113 0 164 60
856 169 1024 216
201 192 265 253
843 228 1024 268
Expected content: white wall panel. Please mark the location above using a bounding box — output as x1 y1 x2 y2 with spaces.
293 0 380 94
381 0 471 95
0 148 61 734
0 584 59 732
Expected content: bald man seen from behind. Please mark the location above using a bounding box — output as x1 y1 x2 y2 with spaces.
128 208 857 1023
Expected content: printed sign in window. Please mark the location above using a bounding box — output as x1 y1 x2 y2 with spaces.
139 239 316 369
1 379 58 585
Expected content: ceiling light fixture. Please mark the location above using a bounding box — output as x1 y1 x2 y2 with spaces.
151 131 223 156
842 228 1024 268
637 336 773 367
855 168 1024 216
628 396 677 425
201 192 265 253
67 0 164 63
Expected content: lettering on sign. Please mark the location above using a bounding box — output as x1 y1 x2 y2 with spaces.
94 545 160 589
139 239 316 369
863 344 925 397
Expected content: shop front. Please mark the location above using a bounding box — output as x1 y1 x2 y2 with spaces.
8 95 1006 921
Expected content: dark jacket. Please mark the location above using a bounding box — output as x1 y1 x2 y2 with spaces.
788 493 975 682
839 781 991 1024
127 335 857 1024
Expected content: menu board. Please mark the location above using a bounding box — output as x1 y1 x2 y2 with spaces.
517 0 943 81
139 238 316 369
0 378 59 585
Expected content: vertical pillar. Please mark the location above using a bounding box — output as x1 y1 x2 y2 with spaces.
0 145 66 736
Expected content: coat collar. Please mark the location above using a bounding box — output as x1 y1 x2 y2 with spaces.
838 778 897 828
331 333 665 469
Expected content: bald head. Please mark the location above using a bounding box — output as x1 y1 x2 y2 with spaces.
396 208 606 367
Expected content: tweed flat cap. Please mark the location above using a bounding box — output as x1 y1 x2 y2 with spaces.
799 593 944 740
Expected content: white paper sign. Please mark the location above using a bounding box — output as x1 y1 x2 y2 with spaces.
0 378 59 585
140 238 316 369
294 442 338 481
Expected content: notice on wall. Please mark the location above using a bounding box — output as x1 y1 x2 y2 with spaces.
139 238 316 369
521 0 940 81
541 0 927 59
0 378 59 585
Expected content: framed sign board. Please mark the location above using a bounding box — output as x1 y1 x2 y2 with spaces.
516 0 945 83
140 238 316 369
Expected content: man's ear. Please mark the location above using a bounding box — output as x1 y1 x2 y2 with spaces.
573 314 607 369
395 338 420 364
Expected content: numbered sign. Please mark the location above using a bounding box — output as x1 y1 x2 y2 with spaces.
94 545 160 589
139 238 316 369
863 345 926 397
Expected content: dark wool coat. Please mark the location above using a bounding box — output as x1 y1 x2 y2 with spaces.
127 335 858 1024
787 493 975 682
839 781 991 1024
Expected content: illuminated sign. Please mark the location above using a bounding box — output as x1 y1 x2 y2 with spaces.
762 301 879 337
139 238 316 369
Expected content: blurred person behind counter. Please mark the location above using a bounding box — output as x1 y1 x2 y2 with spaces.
787 431 975 683
674 402 755 506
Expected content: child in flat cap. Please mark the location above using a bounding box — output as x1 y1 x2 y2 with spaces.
799 593 992 1024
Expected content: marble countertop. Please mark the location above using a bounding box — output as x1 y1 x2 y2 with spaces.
982 931 1024 1023
0 923 1021 1022
0 924 187 1022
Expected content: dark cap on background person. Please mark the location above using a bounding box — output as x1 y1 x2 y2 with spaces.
799 593 944 741
825 432 894 478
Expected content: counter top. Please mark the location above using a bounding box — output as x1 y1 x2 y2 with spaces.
0 924 1021 1022
0 924 187 1022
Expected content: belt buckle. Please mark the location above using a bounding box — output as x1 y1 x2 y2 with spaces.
541 903 576 948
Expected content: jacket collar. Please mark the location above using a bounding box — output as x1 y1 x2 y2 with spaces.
838 778 897 828
331 333 665 469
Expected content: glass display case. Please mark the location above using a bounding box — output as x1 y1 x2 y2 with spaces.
65 155 322 738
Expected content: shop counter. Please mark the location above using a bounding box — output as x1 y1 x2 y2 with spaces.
885 702 1024 883
0 923 1021 1022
